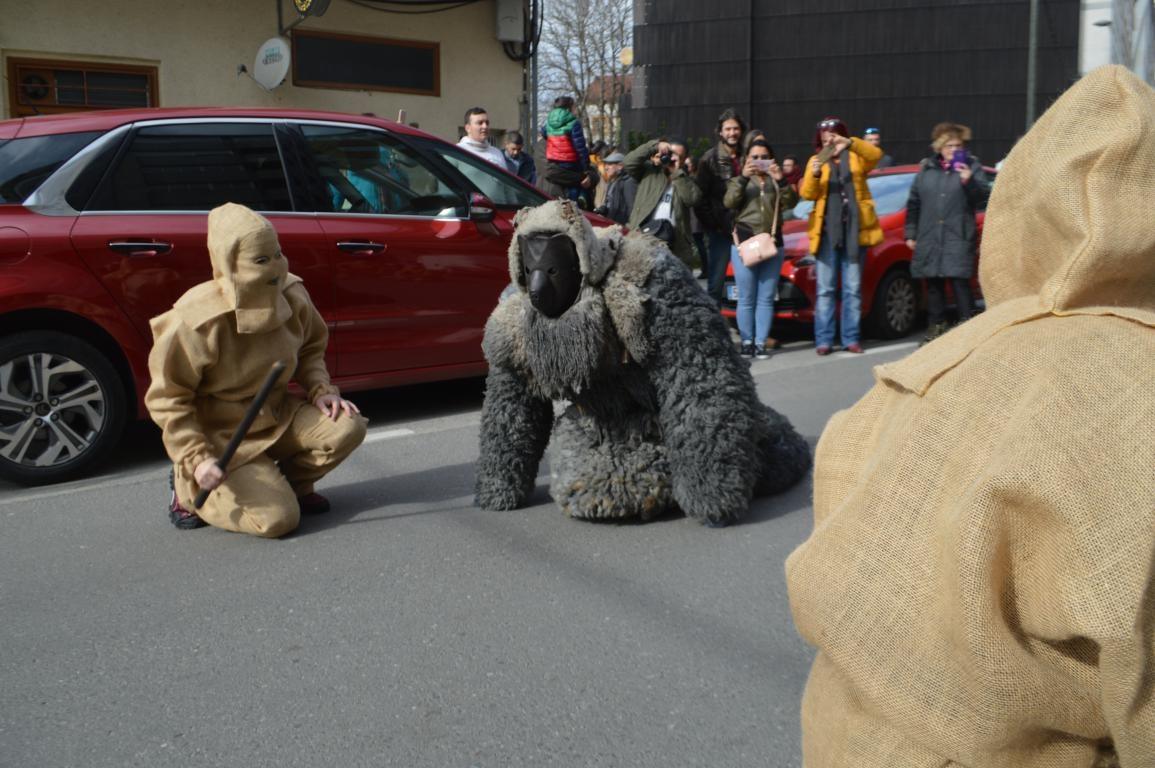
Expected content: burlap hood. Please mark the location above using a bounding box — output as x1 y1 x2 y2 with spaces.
786 65 1155 767
507 199 617 288
174 203 302 333
882 65 1155 396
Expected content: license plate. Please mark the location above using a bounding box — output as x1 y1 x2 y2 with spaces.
726 284 739 302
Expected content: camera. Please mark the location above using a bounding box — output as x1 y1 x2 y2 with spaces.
659 151 674 165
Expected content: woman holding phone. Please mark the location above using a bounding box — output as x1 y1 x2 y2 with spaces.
799 117 884 355
903 122 993 344
724 138 797 359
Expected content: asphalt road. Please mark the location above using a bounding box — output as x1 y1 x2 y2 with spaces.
0 335 920 768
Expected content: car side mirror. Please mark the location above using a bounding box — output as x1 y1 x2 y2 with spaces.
469 193 496 223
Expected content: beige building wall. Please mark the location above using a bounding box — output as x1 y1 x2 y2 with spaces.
0 0 525 140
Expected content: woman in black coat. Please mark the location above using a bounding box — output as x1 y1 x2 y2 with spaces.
904 122 993 343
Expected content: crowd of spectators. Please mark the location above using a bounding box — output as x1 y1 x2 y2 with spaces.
458 101 991 357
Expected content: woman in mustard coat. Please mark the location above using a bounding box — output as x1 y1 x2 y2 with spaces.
798 117 883 354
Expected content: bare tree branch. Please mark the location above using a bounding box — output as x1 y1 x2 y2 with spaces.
537 0 632 145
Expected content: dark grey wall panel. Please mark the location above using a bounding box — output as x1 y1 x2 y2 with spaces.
623 0 1080 166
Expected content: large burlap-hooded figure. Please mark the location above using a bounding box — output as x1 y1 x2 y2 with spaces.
474 199 810 525
146 203 366 537
785 66 1155 767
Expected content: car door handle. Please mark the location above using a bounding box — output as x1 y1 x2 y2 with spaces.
336 241 387 254
108 240 173 257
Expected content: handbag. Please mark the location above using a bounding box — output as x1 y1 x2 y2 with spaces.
736 232 777 266
733 181 781 267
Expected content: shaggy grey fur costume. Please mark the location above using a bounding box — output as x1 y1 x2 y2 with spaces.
474 200 811 526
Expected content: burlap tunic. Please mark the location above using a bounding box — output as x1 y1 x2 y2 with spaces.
786 65 1155 767
145 204 362 537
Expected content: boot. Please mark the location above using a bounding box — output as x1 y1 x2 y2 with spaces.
920 322 949 346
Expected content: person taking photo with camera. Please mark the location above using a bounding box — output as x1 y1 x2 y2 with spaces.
624 137 703 269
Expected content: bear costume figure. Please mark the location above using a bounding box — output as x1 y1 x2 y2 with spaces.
474 199 810 526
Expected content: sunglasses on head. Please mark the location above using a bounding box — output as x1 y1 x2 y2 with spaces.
818 120 842 129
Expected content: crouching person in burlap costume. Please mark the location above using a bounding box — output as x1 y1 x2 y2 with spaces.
785 65 1155 767
474 199 810 526
146 203 367 537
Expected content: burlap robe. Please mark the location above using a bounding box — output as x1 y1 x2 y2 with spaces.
145 205 365 537
785 65 1155 767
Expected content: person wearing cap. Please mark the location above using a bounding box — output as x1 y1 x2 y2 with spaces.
596 150 636 225
503 130 536 184
146 203 367 537
862 127 894 168
799 117 884 355
786 65 1155 767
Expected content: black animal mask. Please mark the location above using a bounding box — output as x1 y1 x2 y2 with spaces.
519 232 582 318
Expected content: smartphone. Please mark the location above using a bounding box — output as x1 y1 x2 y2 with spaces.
951 148 969 169
754 159 772 173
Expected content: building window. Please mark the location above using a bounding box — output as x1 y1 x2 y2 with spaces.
6 57 158 117
292 30 440 96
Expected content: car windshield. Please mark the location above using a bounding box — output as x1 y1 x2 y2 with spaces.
0 131 102 203
789 170 916 220
410 136 548 209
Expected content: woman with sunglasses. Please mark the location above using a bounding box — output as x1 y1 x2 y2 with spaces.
724 138 797 359
799 117 884 354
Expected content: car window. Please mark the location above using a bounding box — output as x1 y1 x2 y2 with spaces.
85 122 291 211
299 125 466 217
866 172 916 217
790 198 815 220
787 171 917 221
0 131 102 203
409 136 547 209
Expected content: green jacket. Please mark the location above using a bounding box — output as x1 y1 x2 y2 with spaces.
624 139 703 267
724 173 798 245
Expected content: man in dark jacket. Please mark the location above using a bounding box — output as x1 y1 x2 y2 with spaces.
695 109 746 304
597 151 637 225
503 131 537 184
625 137 703 269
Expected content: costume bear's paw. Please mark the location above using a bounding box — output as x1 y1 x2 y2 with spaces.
474 483 528 511
549 407 676 521
753 405 813 497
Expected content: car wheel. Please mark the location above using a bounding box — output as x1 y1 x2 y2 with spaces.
868 269 917 339
0 332 128 486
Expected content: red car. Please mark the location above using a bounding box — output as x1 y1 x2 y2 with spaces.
0 107 603 485
722 164 992 338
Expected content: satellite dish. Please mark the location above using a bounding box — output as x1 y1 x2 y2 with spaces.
294 0 331 16
252 37 291 90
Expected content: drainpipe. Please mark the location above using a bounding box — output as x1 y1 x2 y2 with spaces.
1026 0 1039 129
747 0 755 122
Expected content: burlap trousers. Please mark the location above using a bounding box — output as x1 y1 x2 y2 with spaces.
175 406 367 538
